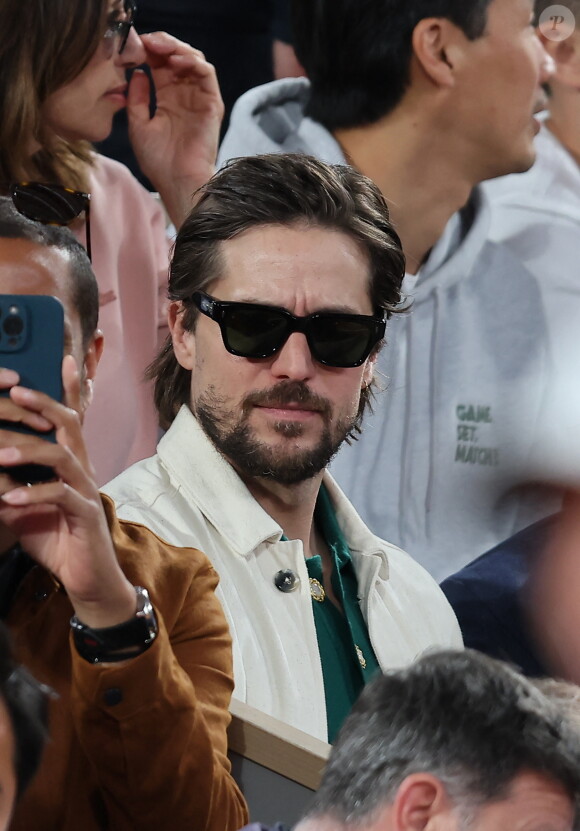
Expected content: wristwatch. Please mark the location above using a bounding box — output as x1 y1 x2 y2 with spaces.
70 586 158 664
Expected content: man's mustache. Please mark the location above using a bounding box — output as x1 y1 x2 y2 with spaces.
243 381 332 417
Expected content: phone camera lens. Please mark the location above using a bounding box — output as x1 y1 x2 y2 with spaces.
3 316 23 337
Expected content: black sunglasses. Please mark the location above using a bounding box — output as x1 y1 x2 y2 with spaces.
192 292 386 368
10 182 91 261
104 0 137 57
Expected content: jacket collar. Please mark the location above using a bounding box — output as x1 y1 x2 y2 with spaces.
322 476 390 582
158 406 388 577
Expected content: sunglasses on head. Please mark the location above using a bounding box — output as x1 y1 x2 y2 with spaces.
192 292 386 368
10 182 91 261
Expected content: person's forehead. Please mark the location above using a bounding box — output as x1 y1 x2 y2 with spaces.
478 770 574 830
215 224 373 310
0 237 72 301
487 0 534 23
0 237 80 348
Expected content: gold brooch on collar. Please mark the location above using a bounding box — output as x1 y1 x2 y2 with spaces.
309 578 325 602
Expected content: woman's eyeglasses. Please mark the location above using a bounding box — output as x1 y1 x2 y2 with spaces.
103 0 137 58
192 292 386 368
10 182 91 261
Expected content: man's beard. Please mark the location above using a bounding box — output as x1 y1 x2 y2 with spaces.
195 380 357 486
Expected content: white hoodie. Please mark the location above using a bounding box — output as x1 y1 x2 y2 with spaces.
218 79 561 580
484 124 580 367
482 125 580 493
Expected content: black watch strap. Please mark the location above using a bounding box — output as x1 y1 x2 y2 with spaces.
71 586 158 664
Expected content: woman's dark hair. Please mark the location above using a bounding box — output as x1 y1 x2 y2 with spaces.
292 0 494 130
0 0 107 191
148 153 406 434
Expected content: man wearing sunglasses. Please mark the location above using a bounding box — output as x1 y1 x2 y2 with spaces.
0 199 247 831
217 0 561 584
105 154 462 744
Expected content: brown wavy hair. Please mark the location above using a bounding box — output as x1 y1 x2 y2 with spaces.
0 0 108 192
148 153 407 438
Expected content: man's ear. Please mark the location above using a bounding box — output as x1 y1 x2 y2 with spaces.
411 17 465 89
168 300 196 370
362 349 378 390
392 773 455 830
80 329 104 410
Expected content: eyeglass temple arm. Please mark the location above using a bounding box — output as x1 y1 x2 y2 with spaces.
84 199 91 262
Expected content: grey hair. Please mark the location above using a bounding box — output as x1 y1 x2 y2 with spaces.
301 650 580 829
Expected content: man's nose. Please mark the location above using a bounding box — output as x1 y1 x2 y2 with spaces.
270 332 316 381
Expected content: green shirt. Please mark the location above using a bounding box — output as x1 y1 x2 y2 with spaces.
307 485 379 742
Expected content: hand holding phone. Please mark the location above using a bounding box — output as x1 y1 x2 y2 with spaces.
0 355 137 628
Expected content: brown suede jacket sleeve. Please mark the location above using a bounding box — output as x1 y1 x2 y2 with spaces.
9 494 248 831
72 494 248 830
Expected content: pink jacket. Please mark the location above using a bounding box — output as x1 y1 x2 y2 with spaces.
78 154 170 485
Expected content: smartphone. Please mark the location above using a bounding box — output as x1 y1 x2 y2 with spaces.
0 295 64 484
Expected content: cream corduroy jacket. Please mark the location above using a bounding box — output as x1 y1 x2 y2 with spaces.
104 406 463 741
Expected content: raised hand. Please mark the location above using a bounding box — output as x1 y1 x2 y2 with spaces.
127 32 225 227
0 358 135 628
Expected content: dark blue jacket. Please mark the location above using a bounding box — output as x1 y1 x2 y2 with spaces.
440 516 558 677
